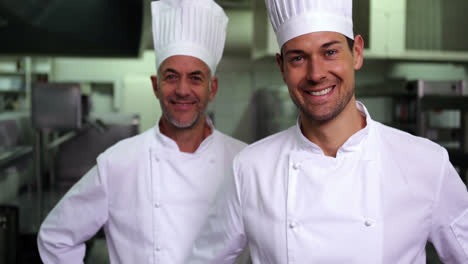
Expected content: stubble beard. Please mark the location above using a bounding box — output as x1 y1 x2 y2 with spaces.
162 106 204 129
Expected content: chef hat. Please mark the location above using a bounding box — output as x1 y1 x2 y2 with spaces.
264 0 354 48
151 0 228 75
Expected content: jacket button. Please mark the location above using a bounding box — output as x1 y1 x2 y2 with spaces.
293 162 301 170
289 221 298 229
364 218 375 227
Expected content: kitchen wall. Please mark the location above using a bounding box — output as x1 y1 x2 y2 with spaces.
51 51 161 133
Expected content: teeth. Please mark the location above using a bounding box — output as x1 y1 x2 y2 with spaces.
309 87 333 96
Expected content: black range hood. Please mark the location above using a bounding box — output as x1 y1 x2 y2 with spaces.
0 0 143 57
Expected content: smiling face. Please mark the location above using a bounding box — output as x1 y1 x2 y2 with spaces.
151 55 218 129
277 31 363 123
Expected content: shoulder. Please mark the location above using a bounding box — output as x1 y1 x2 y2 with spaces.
374 121 447 159
372 121 449 189
235 126 296 166
213 130 247 155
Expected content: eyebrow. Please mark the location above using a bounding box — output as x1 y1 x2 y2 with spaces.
162 69 205 77
284 49 305 57
163 68 178 75
321 40 342 49
284 40 343 56
189 71 204 76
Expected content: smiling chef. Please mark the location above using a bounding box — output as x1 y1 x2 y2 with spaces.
187 0 468 263
37 0 247 263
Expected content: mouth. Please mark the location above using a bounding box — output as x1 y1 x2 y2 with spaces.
170 99 197 106
305 85 335 96
169 99 198 112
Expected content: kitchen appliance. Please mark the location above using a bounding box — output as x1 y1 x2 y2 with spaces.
0 205 18 264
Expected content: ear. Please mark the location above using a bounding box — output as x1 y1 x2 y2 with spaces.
208 77 218 102
150 75 160 99
352 35 364 70
276 53 287 83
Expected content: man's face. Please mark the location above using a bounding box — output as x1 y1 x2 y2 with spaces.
277 31 363 122
151 55 217 129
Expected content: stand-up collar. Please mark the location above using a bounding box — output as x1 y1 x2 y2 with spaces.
153 117 215 155
294 101 377 159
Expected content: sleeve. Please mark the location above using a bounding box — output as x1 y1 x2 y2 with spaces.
37 164 109 264
188 156 248 264
429 149 468 263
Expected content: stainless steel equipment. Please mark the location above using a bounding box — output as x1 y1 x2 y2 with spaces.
32 83 83 131
0 205 18 264
253 88 298 140
54 113 139 190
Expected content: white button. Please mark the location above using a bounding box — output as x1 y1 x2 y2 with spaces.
364 218 375 227
289 221 297 229
154 203 160 208
293 162 301 170
155 247 161 252
155 157 160 162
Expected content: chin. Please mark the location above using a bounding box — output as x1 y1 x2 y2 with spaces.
168 115 200 129
302 107 342 122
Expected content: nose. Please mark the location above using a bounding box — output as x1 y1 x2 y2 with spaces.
306 58 326 83
175 79 191 97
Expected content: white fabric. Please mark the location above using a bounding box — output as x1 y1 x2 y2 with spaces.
189 102 468 263
264 0 354 48
151 0 228 74
37 121 246 264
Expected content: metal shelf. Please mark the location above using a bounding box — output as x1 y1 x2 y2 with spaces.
0 146 33 169
420 96 468 111
0 71 26 76
0 89 26 94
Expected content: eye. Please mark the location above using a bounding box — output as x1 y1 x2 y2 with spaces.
191 76 202 81
290 55 304 62
325 49 337 56
165 74 178 81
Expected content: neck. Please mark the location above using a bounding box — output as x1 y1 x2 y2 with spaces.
300 98 366 157
159 116 212 153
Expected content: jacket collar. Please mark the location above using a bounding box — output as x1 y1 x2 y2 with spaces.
153 116 216 154
294 101 379 161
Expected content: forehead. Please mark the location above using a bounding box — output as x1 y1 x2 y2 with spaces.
158 55 210 74
282 31 347 53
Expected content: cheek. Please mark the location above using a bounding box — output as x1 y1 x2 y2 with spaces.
283 67 304 85
328 61 352 80
159 88 175 101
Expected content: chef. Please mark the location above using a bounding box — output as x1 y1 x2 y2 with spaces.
188 0 468 263
37 0 247 263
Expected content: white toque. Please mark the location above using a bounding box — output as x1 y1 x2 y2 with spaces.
151 0 228 75
264 0 354 48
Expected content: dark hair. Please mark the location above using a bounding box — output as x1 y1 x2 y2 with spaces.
346 37 354 51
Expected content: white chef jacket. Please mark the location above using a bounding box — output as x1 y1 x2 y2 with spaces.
189 102 468 264
37 120 246 264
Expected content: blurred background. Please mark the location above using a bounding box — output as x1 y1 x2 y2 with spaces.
1 0 467 263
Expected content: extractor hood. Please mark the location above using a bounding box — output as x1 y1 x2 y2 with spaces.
0 0 144 57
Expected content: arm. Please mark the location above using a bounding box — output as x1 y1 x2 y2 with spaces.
188 157 248 264
430 149 468 263
37 165 109 264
